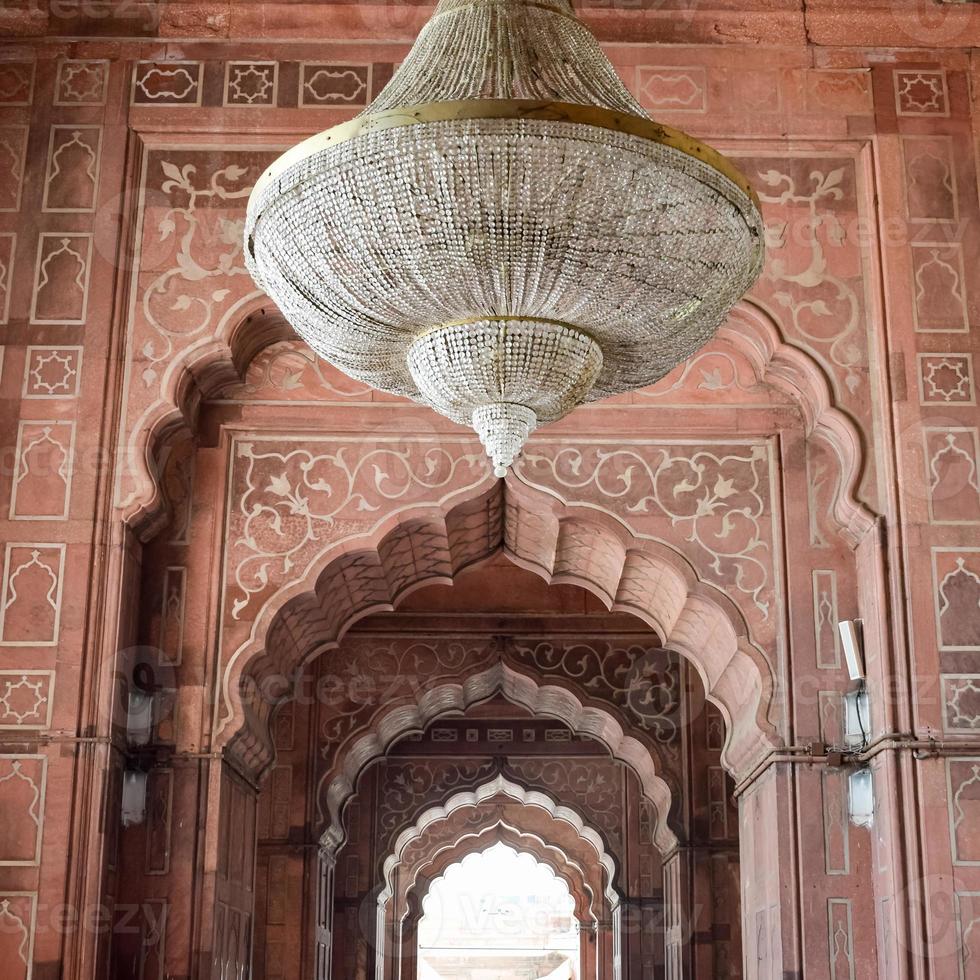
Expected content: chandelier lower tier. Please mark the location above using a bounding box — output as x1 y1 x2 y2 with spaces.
245 0 765 476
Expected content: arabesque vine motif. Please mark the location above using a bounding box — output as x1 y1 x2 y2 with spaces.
518 443 773 618
504 758 624 850
399 806 490 871
228 439 487 618
508 640 680 753
317 640 489 756
375 760 499 848
140 159 256 386
227 340 373 401
640 346 762 400
753 163 865 397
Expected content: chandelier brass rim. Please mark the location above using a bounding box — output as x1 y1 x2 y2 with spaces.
412 315 600 345
248 98 762 211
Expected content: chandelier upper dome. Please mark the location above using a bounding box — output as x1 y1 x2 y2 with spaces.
245 0 765 476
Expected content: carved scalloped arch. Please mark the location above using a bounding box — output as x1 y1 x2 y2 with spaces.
221 486 781 783
722 300 875 546
407 829 593 926
121 297 292 538
306 635 683 834
118 295 883 787
318 661 678 856
376 774 621 913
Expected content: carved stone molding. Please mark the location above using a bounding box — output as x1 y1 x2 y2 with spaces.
315 662 678 857
401 820 599 922
374 774 620 912
220 486 780 786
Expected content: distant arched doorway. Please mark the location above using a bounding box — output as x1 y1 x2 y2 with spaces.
416 843 581 980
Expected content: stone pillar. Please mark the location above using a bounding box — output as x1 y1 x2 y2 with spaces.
661 843 741 979
397 894 420 980
738 766 801 978
578 916 598 980
209 762 259 980
662 848 692 980
737 760 880 980
598 913 617 980
630 896 666 980
611 905 622 979
707 850 742 978
314 851 335 979
377 892 398 980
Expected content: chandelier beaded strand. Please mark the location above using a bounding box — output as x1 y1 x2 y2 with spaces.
245 0 765 476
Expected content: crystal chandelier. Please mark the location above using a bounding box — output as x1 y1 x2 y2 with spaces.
244 0 764 476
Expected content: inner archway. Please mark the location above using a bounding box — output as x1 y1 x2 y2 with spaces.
246 556 743 980
416 843 581 980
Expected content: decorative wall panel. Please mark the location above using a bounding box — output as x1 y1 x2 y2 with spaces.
0 232 15 322
812 570 842 670
932 549 980 652
0 544 66 646
22 347 83 399
30 233 93 325
0 754 46 866
42 126 103 213
923 427 980 524
0 892 36 980
893 69 949 117
9 420 76 520
0 127 27 212
0 62 35 105
947 758 980 865
132 62 203 106
54 59 109 106
918 354 976 406
0 672 54 730
299 63 370 106
224 63 278 107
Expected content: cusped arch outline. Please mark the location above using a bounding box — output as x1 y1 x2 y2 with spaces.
410 832 595 931
221 487 781 784
122 298 292 538
316 661 678 857
403 835 594 979
375 774 622 914
307 632 683 834
720 300 875 546
117 297 884 786
410 834 590 926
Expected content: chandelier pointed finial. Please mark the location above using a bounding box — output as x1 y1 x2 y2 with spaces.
245 0 764 475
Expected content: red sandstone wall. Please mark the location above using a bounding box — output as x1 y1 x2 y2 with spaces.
0 3 979 978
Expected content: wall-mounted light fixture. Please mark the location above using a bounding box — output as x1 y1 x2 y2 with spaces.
848 768 874 829
121 770 148 827
837 619 865 682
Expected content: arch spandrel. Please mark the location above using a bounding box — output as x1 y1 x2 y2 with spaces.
306 634 683 778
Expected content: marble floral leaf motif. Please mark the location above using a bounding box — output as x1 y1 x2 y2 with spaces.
226 437 488 619
135 152 279 389
517 441 775 623
747 156 869 404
